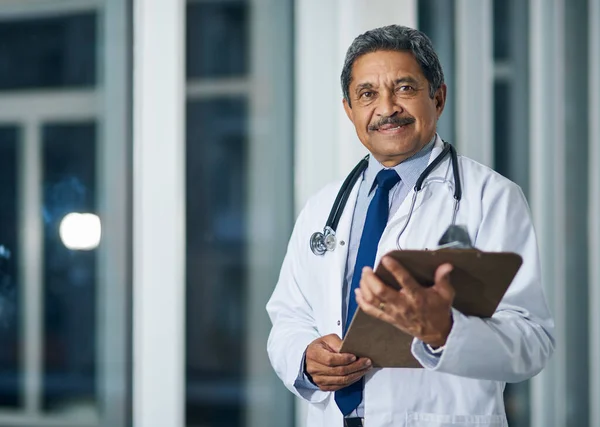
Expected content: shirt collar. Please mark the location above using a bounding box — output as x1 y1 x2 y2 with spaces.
365 134 437 195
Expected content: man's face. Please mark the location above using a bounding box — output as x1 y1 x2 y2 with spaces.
343 50 446 167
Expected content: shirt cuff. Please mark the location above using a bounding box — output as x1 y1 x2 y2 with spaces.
425 343 446 355
294 351 320 391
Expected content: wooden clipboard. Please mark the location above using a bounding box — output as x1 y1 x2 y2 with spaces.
339 249 523 368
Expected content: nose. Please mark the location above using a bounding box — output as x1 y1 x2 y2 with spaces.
376 91 402 117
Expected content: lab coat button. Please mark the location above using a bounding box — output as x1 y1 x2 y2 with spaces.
337 320 341 326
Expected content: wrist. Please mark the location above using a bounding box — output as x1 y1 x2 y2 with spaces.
303 350 317 386
425 311 453 348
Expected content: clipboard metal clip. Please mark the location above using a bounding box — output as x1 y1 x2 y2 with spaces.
437 225 473 249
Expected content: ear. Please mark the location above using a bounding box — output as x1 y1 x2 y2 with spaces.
434 84 447 118
343 98 354 124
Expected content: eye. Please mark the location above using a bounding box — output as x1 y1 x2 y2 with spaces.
397 85 414 92
360 91 374 100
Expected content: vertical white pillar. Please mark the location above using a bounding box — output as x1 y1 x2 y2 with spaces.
529 1 566 426
455 0 493 167
246 1 295 427
98 1 129 426
133 1 185 426
589 0 600 425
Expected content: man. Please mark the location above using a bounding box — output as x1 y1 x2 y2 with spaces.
266 25 554 427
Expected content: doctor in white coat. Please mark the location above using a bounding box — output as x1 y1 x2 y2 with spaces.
266 25 554 427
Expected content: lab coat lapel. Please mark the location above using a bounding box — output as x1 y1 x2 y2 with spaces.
326 175 362 337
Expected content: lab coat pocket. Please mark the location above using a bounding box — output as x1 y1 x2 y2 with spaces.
406 412 507 427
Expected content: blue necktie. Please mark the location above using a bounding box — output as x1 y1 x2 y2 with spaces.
335 168 400 416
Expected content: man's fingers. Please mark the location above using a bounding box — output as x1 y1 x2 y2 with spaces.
356 291 401 326
357 267 380 303
359 267 399 303
319 333 343 353
381 256 421 294
433 263 455 302
306 340 356 367
313 366 371 392
308 357 372 378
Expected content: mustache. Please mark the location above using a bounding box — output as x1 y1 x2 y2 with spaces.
368 116 415 131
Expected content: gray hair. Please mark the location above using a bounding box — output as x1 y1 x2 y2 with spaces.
341 25 444 106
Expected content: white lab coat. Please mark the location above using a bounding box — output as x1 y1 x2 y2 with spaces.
266 136 555 427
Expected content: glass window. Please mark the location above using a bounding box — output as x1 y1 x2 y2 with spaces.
493 81 511 178
418 0 456 143
186 1 249 79
42 122 97 413
492 1 531 425
0 126 21 408
185 0 294 426
0 1 130 426
563 1 590 425
0 13 96 90
493 0 510 61
186 97 248 427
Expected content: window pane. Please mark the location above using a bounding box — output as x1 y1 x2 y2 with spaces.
186 98 248 427
0 13 96 90
418 0 456 142
186 1 249 79
493 0 510 60
564 1 590 424
0 126 21 408
493 81 511 178
42 123 97 413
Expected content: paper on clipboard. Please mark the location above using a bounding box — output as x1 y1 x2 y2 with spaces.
339 248 523 368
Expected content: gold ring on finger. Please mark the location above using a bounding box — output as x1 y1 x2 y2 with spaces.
379 302 385 311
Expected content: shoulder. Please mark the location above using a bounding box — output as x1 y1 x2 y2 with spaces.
457 154 524 198
294 179 345 225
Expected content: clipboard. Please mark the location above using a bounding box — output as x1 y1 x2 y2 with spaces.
339 248 523 368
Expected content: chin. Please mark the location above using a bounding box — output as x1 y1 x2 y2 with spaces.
368 142 421 165
379 141 419 155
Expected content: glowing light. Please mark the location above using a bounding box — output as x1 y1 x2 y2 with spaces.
59 213 102 250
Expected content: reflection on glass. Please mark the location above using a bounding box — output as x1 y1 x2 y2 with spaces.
42 123 97 413
0 13 96 90
59 213 102 251
0 126 21 408
186 98 248 427
186 1 248 79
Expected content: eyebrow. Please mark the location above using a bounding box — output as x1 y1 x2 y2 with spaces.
394 77 419 85
354 77 420 95
354 82 374 94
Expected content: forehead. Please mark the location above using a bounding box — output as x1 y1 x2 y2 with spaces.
350 50 425 86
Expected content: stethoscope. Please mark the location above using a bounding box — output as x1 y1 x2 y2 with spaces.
309 141 462 256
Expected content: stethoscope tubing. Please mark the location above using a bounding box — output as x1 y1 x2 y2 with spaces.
311 141 461 255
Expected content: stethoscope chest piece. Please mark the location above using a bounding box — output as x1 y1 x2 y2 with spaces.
310 226 337 255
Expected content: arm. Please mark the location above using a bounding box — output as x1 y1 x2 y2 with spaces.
267 201 372 401
411 181 555 382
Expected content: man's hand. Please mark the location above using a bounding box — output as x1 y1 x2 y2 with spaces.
356 256 455 348
304 334 372 392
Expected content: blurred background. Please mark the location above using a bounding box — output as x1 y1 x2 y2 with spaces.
0 0 597 426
